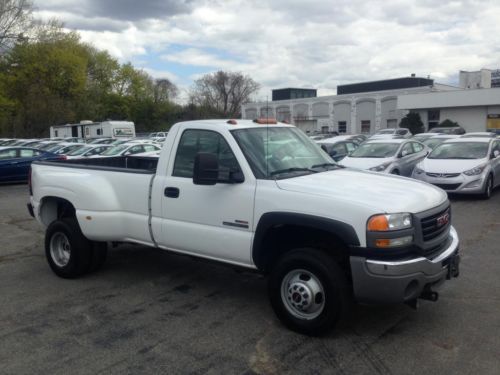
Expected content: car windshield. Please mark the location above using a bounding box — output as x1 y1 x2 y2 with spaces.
67 146 92 156
349 143 400 158
100 144 128 156
231 127 333 179
423 138 452 150
428 142 489 159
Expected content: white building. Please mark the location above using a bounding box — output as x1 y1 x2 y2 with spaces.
242 77 458 135
459 68 500 89
398 88 500 133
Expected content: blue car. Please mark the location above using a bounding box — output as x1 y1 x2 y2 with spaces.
0 147 64 182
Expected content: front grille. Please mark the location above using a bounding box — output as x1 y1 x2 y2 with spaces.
426 172 460 178
433 183 461 190
420 206 451 242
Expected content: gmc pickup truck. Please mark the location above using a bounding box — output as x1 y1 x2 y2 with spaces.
28 119 460 335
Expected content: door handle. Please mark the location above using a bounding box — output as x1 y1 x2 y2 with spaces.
164 187 180 198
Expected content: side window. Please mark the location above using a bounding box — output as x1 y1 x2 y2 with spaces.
128 145 143 155
396 129 407 135
330 143 346 155
412 142 424 153
401 143 414 157
143 145 157 152
345 142 356 152
173 129 240 179
0 149 17 159
19 149 36 158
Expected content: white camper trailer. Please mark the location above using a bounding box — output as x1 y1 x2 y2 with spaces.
50 121 136 140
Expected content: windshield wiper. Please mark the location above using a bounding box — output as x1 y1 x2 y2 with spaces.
270 167 318 177
311 163 345 170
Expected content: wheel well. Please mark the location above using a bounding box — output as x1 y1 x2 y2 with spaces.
39 197 76 227
255 225 351 277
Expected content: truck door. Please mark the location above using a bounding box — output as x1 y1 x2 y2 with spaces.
158 129 256 266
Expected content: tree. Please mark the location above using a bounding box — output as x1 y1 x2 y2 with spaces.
399 112 424 134
0 0 33 51
153 78 178 104
438 119 460 128
189 71 260 118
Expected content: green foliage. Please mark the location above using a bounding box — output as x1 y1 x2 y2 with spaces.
399 112 425 135
438 119 460 128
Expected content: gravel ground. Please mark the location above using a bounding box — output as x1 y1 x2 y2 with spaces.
0 183 499 375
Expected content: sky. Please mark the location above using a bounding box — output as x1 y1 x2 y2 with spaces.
33 0 500 102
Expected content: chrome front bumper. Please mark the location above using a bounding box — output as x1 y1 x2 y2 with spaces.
350 226 460 304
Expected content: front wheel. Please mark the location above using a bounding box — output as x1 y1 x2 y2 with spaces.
481 175 493 199
268 248 351 336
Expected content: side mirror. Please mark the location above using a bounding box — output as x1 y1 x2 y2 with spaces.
329 150 338 157
493 150 500 158
193 152 218 185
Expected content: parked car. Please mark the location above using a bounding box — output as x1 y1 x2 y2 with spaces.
340 139 428 176
422 135 461 150
316 136 359 161
370 128 412 139
0 139 19 146
412 138 500 199
429 126 466 135
28 119 460 335
460 132 497 139
0 147 64 182
54 144 87 156
89 142 160 158
65 145 113 159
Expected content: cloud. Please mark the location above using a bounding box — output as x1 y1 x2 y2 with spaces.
32 0 500 99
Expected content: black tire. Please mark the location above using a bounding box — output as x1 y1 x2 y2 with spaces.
481 175 493 200
45 218 92 278
268 248 351 336
88 241 108 272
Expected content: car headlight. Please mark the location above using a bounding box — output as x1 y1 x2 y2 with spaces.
367 213 412 231
369 162 391 172
414 167 424 174
463 164 486 176
367 213 414 248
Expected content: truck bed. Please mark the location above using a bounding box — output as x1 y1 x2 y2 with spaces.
36 156 158 174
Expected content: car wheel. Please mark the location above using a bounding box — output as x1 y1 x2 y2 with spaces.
481 175 493 200
45 218 92 278
268 248 350 336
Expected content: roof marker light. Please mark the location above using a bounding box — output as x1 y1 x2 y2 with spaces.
253 118 278 124
227 119 238 125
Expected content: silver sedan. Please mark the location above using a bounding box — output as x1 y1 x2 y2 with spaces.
412 138 500 199
339 139 428 176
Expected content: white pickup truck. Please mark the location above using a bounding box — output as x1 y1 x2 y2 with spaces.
28 119 460 335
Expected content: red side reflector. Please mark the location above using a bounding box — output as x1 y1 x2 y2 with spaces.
227 119 238 125
253 118 277 124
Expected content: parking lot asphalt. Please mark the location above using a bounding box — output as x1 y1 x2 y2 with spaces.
0 183 499 375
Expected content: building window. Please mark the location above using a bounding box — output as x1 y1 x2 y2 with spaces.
428 110 440 129
97 128 102 136
54 130 58 137
338 121 347 133
361 120 371 134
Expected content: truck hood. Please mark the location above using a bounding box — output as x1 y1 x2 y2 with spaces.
419 158 488 174
275 169 447 213
339 156 393 170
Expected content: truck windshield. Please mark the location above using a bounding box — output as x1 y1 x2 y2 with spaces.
231 127 333 179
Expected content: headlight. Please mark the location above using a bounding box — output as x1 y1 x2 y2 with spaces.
367 213 412 231
369 162 391 172
463 164 486 176
414 167 424 174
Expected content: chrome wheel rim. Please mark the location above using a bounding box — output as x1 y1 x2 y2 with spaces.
281 269 325 320
50 232 71 267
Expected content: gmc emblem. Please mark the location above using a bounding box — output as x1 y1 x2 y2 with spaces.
436 212 450 227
